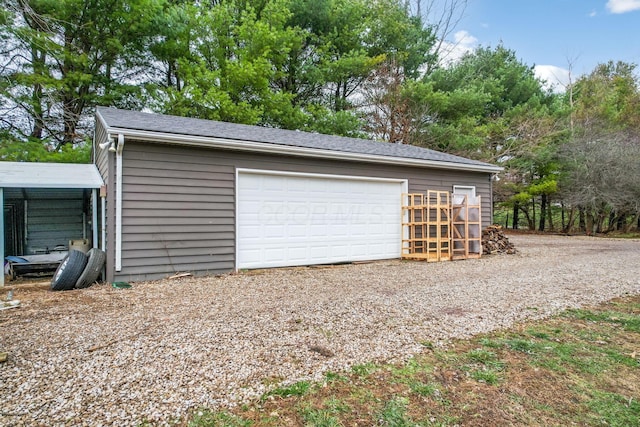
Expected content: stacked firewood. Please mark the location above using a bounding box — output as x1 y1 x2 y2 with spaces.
482 225 517 255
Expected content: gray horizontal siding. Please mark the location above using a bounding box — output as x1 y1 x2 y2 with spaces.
123 232 235 242
115 140 493 282
118 261 233 277
117 142 237 281
123 239 234 251
123 175 234 189
122 209 233 219
123 217 233 226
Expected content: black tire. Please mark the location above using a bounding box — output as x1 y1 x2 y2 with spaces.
75 248 106 289
51 250 88 291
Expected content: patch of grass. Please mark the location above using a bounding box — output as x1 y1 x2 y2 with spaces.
478 337 502 348
503 338 540 354
563 309 640 333
324 397 351 414
470 369 500 385
263 380 312 400
527 329 550 339
299 405 343 427
389 358 425 379
466 348 499 364
186 295 640 427
377 397 413 426
601 348 639 368
582 389 640 426
324 371 348 383
605 231 640 239
407 380 440 397
419 340 434 349
463 348 505 385
351 362 378 377
297 396 351 426
188 409 251 427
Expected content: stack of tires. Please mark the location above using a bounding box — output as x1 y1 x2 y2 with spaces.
50 248 106 291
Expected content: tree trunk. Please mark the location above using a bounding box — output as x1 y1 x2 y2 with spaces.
579 208 586 233
586 212 594 235
531 197 536 230
563 206 576 234
512 202 519 229
595 211 606 234
519 205 534 230
23 8 48 139
607 211 616 232
334 82 341 112
30 51 45 139
538 194 547 231
625 214 640 233
547 197 554 231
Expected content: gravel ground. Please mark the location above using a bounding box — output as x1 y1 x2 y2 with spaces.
1 234 639 426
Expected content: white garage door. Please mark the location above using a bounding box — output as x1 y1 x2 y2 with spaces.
237 170 405 269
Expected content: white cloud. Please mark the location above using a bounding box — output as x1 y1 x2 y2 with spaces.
606 0 640 13
589 9 597 17
438 30 478 66
534 65 571 93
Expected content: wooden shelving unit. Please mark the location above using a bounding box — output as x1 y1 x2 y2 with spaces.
451 194 482 260
402 191 481 262
402 191 451 262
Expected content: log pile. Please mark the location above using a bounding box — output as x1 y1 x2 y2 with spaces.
482 225 517 255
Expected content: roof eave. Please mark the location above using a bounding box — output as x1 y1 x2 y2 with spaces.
0 163 104 189
1 183 102 189
101 125 503 174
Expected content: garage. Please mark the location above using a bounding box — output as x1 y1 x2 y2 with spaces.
93 107 501 282
237 170 407 269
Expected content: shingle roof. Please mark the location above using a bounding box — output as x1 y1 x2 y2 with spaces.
0 162 104 188
97 107 501 172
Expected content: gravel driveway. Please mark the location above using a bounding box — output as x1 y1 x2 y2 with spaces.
1 234 639 426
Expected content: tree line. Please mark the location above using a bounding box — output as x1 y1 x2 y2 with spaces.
1 0 638 234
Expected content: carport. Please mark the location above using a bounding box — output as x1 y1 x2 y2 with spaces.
1 162 104 286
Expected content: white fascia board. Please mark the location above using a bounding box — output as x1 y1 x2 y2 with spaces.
0 163 104 189
103 126 503 174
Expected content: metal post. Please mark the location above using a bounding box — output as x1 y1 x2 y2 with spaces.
1 187 4 287
92 188 98 249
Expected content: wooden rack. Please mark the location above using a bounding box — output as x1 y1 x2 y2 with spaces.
401 191 451 262
402 191 481 262
451 194 482 260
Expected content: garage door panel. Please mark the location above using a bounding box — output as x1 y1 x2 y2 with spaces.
287 246 308 262
310 245 329 259
265 224 285 238
330 245 349 258
289 224 307 238
238 172 402 269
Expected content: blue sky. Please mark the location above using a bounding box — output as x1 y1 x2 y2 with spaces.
435 0 640 91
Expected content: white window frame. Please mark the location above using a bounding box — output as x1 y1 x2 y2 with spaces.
453 185 476 197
